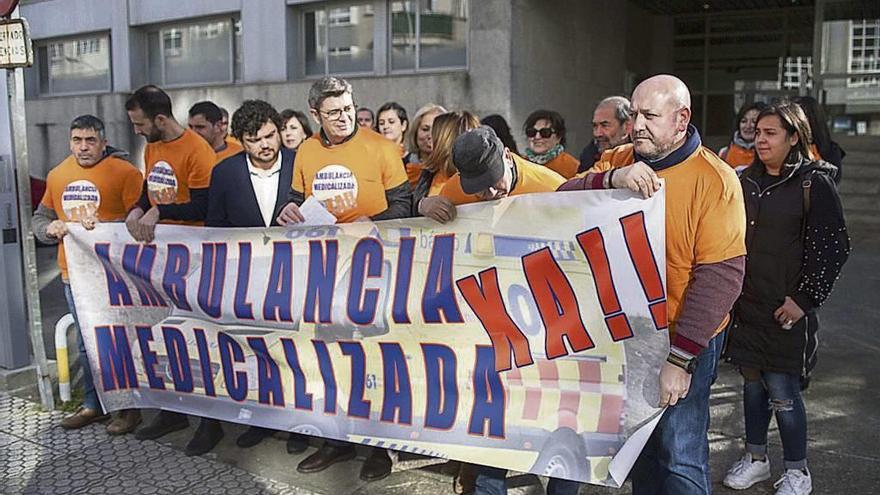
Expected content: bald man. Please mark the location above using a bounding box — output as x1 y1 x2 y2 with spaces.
560 74 746 494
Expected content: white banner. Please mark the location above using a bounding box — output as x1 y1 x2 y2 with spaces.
65 188 668 486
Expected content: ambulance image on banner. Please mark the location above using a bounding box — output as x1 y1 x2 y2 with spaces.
120 220 665 485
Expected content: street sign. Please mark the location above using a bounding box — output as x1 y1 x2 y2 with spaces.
0 18 31 69
0 1 18 18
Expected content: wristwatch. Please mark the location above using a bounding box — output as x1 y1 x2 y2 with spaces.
666 352 697 374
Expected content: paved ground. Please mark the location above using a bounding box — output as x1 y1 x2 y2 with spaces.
2 232 878 494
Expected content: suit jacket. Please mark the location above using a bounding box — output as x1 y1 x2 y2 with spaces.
206 148 295 228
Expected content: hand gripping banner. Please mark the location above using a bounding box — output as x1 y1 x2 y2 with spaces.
65 188 669 486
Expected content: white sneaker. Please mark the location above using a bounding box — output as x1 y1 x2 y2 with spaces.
773 468 812 495
723 453 772 490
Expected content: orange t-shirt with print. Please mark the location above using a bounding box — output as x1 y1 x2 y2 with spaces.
440 154 565 205
41 155 143 280
293 128 409 223
723 143 755 169
215 136 244 163
543 151 580 179
587 144 746 338
144 128 217 225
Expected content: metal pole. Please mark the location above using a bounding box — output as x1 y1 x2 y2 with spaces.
812 0 825 101
8 8 53 410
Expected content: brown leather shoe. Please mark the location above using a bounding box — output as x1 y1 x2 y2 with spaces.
359 448 392 482
106 409 142 436
60 407 109 430
297 444 356 473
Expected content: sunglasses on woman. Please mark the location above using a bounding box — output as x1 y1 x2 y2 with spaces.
526 127 556 138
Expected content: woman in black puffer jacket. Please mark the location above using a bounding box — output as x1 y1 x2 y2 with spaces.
723 101 850 495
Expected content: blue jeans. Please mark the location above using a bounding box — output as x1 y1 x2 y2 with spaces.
475 465 580 495
630 331 725 495
64 283 101 412
743 369 807 470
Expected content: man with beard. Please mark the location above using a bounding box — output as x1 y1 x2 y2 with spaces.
123 85 218 452
277 76 410 482
200 99 310 455
125 85 216 242
577 96 633 173
560 74 746 495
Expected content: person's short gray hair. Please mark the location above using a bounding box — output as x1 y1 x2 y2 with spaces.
308 76 353 110
596 96 632 125
70 114 106 140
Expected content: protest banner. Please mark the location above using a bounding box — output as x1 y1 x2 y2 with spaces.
65 188 669 486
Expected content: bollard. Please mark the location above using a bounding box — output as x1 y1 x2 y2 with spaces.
54 313 75 403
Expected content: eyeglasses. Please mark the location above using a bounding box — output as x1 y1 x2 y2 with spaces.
526 127 556 138
318 105 355 122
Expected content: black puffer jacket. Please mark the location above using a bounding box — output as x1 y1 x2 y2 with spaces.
726 156 850 373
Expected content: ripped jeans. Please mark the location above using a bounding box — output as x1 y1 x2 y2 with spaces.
742 368 807 470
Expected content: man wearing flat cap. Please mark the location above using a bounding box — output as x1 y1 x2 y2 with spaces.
436 126 565 213
437 126 579 495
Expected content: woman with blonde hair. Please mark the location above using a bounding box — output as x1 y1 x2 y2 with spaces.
405 103 448 187
413 110 480 221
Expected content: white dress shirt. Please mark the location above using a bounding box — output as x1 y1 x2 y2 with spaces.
246 153 282 227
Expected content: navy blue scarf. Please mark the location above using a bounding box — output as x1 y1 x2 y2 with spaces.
634 124 701 171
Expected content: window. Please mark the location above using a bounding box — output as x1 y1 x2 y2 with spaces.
75 38 100 56
850 19 880 88
304 2 374 76
35 33 111 95
390 0 468 72
146 18 241 87
779 56 812 90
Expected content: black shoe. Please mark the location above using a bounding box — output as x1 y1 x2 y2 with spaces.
359 448 392 482
134 410 188 440
185 419 224 456
236 426 273 448
297 444 356 473
286 433 310 454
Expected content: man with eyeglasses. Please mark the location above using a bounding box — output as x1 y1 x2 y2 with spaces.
276 76 411 481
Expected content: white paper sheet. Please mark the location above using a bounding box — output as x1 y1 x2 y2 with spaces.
607 408 666 487
298 196 337 226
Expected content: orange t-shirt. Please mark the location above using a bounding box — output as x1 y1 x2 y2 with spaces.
428 170 452 197
722 143 755 169
405 160 423 189
439 154 565 205
144 128 217 225
215 136 244 163
587 144 746 338
293 128 409 223
41 155 143 280
542 151 580 179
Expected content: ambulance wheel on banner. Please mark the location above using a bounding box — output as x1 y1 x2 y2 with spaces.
532 428 590 481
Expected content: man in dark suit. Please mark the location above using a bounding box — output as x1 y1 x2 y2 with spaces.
207 100 293 228
199 100 309 455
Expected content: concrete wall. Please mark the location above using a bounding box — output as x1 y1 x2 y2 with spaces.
21 0 515 177
508 0 672 155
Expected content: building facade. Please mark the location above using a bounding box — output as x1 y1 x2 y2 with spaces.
20 0 674 176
